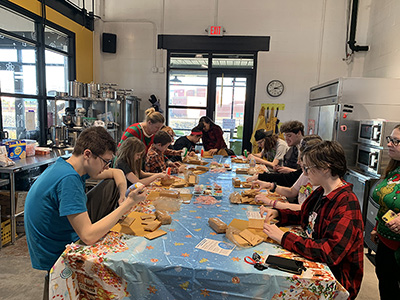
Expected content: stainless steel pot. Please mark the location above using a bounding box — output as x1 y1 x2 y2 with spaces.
102 88 117 99
69 80 83 97
86 82 101 98
56 91 68 98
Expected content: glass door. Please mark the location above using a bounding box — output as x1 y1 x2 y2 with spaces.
167 53 256 152
209 72 253 155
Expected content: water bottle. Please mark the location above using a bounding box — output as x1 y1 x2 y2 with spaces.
181 147 188 160
125 182 145 197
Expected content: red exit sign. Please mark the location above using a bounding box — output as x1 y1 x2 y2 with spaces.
208 26 224 36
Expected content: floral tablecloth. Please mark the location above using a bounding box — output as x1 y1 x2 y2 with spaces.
50 158 349 300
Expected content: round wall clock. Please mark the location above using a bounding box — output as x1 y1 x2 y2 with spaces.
266 80 284 97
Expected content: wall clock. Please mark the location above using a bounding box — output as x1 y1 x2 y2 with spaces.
266 80 284 97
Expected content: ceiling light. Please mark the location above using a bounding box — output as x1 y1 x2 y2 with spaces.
170 76 182 83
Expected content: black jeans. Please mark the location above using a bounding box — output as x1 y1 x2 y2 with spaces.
375 241 400 300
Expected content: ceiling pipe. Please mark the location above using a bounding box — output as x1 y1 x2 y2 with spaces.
347 0 369 52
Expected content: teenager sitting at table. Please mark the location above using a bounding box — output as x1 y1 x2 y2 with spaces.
118 107 164 153
24 127 146 298
252 135 322 210
274 120 304 173
247 129 289 170
198 116 228 155
173 125 203 159
160 125 183 162
115 137 170 186
261 140 364 300
145 131 185 174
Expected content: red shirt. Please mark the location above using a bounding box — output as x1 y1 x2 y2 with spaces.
278 183 364 300
118 123 154 153
202 125 227 151
145 144 178 174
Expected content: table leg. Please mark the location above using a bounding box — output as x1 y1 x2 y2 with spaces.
10 173 16 244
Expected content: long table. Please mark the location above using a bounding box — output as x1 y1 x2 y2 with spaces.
49 158 349 299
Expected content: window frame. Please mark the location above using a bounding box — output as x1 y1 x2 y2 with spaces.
0 2 76 145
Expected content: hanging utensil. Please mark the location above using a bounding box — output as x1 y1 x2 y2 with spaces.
275 107 280 134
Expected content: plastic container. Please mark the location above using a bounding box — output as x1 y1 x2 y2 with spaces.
249 158 256 168
25 139 37 157
125 182 145 197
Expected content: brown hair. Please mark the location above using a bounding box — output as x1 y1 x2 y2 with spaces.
299 135 322 154
145 107 165 124
161 125 175 137
263 134 279 152
280 120 304 135
383 124 400 177
302 140 347 178
73 127 116 156
154 130 173 146
115 137 145 177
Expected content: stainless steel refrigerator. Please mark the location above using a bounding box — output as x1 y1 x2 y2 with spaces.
308 77 400 253
307 77 400 167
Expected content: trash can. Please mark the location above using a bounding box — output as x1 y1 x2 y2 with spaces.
229 139 243 156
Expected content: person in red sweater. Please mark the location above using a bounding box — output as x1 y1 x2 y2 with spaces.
261 141 364 300
118 108 164 153
198 116 227 155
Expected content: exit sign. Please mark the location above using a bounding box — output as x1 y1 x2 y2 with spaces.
208 26 224 36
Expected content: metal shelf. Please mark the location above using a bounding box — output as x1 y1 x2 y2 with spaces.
54 96 117 102
0 179 9 188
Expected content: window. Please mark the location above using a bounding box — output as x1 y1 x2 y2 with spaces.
0 4 74 144
167 52 255 146
0 35 38 95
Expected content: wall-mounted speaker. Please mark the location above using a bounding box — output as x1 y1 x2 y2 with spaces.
102 33 117 53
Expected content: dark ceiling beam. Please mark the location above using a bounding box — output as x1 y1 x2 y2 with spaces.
44 0 94 31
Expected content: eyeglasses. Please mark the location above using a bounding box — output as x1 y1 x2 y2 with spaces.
386 136 400 147
95 154 113 168
302 164 316 175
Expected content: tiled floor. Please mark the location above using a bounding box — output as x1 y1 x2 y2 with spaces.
0 236 380 299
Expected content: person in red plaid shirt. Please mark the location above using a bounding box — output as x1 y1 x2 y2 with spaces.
145 131 185 174
261 141 364 300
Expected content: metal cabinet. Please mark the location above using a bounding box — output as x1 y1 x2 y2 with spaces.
344 168 379 224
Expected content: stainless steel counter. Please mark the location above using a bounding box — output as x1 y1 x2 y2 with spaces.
0 152 59 246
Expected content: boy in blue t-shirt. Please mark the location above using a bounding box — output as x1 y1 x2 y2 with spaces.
24 127 145 274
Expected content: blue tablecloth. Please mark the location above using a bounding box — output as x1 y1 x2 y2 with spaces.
49 158 349 299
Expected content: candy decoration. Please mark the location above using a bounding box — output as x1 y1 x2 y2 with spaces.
244 149 248 158
166 167 172 175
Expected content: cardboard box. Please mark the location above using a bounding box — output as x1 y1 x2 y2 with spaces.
0 191 28 215
4 140 26 160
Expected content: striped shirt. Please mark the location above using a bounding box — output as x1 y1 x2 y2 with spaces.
118 123 154 153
